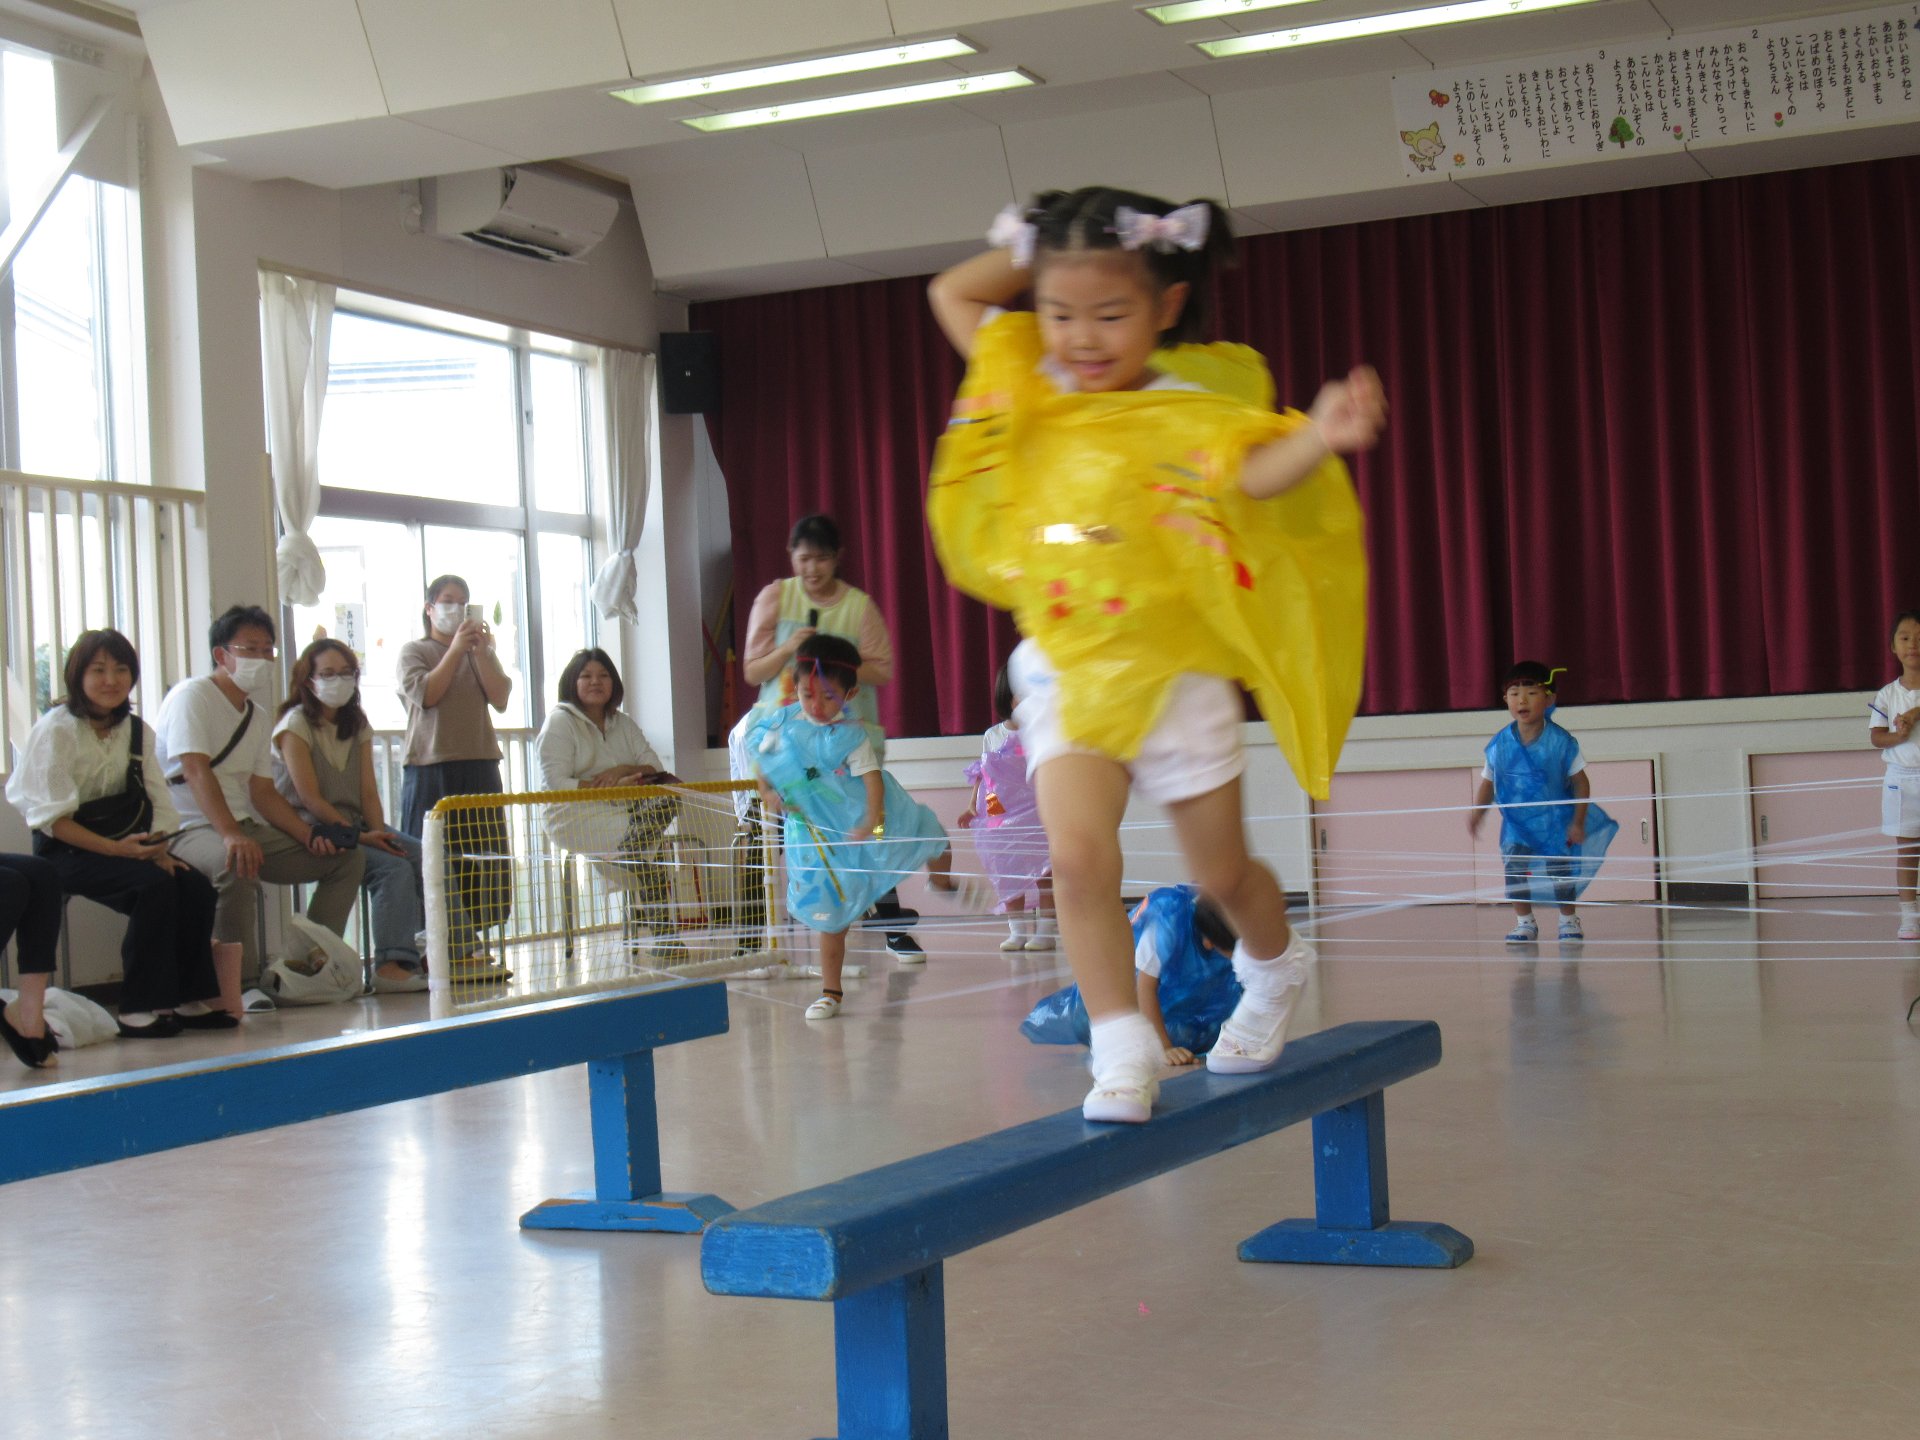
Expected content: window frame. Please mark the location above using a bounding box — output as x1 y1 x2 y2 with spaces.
303 290 600 732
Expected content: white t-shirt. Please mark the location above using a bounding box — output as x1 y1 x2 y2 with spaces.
1870 681 1920 768
800 712 877 776
154 675 273 828
272 708 355 773
4 708 179 834
1134 929 1166 979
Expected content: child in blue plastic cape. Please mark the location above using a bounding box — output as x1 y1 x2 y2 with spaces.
1467 661 1617 944
747 634 952 1020
1021 885 1242 1064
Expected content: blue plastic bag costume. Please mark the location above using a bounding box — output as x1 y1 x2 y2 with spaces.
1484 720 1618 905
746 703 948 933
1020 885 1242 1053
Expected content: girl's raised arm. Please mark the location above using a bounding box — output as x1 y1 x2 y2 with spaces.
927 247 1028 358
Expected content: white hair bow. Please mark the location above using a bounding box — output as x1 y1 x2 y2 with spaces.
1112 203 1210 254
987 203 1036 268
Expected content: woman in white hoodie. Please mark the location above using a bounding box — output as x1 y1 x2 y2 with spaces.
535 649 680 929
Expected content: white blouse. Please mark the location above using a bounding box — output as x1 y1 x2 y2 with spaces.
5 707 180 834
534 704 663 792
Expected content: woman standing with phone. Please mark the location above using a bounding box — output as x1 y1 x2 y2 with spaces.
397 574 514 977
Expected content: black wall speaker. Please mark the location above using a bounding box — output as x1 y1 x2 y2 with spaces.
659 331 719 415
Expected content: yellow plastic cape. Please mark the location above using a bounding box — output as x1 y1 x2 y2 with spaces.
926 312 1367 799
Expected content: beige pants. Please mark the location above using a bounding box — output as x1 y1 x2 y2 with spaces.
171 820 367 977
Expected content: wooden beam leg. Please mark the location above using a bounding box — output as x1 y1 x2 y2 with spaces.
828 1263 949 1440
520 1052 733 1233
1239 1091 1472 1269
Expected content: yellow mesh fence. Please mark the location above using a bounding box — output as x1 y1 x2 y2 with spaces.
421 780 781 1015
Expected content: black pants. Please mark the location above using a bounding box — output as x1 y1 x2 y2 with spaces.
0 853 61 975
36 847 219 1012
402 760 513 935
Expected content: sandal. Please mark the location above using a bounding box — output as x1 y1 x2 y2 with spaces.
0 1006 58 1069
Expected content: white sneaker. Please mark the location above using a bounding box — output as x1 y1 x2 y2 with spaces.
1557 915 1584 941
1023 932 1056 952
1207 938 1314 1075
1900 909 1920 941
1082 1063 1158 1123
1505 916 1539 944
804 994 842 1020
1000 921 1030 952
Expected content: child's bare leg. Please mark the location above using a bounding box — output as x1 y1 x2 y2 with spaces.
1167 778 1313 1074
1035 754 1159 1121
1898 841 1920 906
806 930 848 1019
927 847 957 891
1033 754 1134 1015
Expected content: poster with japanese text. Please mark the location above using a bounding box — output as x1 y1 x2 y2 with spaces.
1391 3 1920 179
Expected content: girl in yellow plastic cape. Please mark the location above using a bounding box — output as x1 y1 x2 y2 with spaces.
926 187 1386 1124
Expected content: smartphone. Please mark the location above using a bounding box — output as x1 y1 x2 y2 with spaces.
807 608 820 629
465 603 485 624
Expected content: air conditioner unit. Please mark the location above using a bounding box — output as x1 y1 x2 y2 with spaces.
422 167 618 263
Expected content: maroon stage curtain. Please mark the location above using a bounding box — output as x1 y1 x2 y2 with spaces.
696 154 1920 738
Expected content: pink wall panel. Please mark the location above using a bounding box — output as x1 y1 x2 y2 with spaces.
1750 750 1890 899
1314 768 1482 908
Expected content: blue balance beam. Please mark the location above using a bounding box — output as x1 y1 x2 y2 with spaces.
0 980 735 1234
702 1018 1470 1440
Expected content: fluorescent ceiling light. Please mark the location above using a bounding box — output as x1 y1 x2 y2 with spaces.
1144 0 1321 22
613 37 978 105
680 69 1037 132
1196 0 1598 54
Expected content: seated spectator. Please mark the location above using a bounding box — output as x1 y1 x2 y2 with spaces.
6 630 227 1042
0 853 62 1067
535 648 680 930
273 638 450 994
158 606 365 979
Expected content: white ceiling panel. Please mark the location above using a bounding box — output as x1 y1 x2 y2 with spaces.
1687 118 1920 178
1452 145 1708 203
610 0 894 81
1171 35 1427 92
1648 0 1859 32
954 68 1201 123
952 3 1232 88
888 0 1112 27
1002 93 1226 201
613 136 830 277
359 0 631 114
1234 179 1487 233
757 97 998 153
838 235 987 277
656 255 882 300
199 116 524 188
806 126 1015 254
407 86 702 160
1400 0 1669 66
138 0 387 144
1213 72 1411 205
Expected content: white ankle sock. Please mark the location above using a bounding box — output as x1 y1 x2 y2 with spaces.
1088 1012 1161 1083
1032 912 1058 940
176 1000 213 1017
1007 913 1034 940
1232 936 1310 999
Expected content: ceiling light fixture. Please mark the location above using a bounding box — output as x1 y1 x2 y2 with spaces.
1143 0 1321 22
679 69 1037 133
1195 0 1599 55
613 36 979 106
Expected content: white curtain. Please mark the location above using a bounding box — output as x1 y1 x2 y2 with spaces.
590 349 656 623
260 273 336 607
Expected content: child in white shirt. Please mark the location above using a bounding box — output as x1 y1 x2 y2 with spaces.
1869 610 1920 939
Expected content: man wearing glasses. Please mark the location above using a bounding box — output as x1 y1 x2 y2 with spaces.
158 606 365 981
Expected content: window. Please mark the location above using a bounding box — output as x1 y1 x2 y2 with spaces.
1 48 148 484
286 294 600 733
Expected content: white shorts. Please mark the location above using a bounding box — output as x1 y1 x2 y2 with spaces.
1008 640 1244 806
1883 766 1920 838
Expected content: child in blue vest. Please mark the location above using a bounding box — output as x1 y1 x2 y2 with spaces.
1021 885 1242 1063
1468 661 1617 943
747 634 952 1019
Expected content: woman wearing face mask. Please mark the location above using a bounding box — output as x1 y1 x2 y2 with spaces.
396 575 513 977
275 639 454 992
5 629 226 1052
